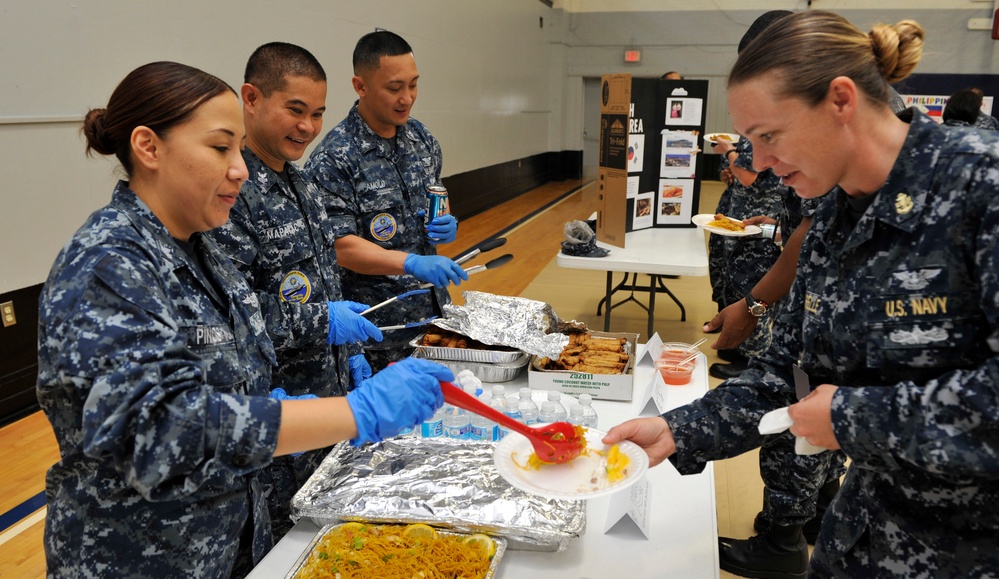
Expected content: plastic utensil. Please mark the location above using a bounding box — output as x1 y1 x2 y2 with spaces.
684 338 707 352
672 351 699 369
440 382 584 464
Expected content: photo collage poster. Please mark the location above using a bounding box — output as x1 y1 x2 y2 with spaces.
625 78 708 231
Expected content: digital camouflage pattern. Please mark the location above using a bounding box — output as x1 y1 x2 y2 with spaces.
37 182 282 578
210 148 356 540
666 110 999 576
306 103 449 369
709 136 786 357
974 111 999 131
754 89 912 530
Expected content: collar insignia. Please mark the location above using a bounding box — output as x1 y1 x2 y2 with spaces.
895 192 914 215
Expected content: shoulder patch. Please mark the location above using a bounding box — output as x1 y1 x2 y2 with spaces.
280 270 312 303
369 213 397 241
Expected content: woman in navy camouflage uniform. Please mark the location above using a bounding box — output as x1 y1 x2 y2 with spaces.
37 62 450 578
607 12 999 577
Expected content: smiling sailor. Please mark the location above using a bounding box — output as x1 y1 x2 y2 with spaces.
307 30 468 371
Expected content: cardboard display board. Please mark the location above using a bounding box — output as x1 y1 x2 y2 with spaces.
598 75 708 246
596 74 631 248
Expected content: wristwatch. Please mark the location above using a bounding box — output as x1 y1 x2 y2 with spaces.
746 294 768 317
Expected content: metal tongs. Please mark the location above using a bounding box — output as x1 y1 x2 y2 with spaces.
440 382 585 464
377 316 438 332
360 288 431 316
418 253 514 289
452 237 507 266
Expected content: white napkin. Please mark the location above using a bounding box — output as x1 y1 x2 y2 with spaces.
758 407 826 455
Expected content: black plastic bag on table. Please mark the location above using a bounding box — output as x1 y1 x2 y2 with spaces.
560 220 609 258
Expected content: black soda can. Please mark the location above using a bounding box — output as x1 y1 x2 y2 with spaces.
425 185 449 225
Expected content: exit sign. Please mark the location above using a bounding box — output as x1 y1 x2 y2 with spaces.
624 50 641 63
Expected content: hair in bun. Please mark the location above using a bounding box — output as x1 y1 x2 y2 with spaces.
729 11 924 109
80 61 235 176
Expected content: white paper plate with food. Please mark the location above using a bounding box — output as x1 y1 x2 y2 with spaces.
703 132 740 147
691 213 762 237
493 427 648 500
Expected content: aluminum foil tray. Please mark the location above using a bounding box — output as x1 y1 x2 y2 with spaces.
414 351 529 383
410 334 525 364
285 522 507 579
292 437 586 551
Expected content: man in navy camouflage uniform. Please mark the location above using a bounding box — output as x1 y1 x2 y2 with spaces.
606 12 999 577
306 30 466 371
210 43 384 541
707 136 785 378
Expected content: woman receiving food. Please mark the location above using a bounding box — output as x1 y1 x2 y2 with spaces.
606 11 999 576
37 61 451 578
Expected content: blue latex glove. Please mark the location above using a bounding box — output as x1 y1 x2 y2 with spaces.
403 254 468 288
327 301 384 345
349 354 373 387
269 388 318 401
425 213 458 244
345 357 451 446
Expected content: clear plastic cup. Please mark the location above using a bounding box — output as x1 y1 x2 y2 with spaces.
659 342 695 364
654 357 695 385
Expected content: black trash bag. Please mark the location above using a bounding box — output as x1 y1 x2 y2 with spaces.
560 220 610 258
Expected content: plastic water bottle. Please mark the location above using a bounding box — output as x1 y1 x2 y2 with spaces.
537 401 559 424
547 390 569 423
567 403 586 426
490 386 512 440
516 388 540 425
443 385 471 439
420 404 444 438
578 393 599 429
469 392 496 441
454 369 483 396
498 386 522 425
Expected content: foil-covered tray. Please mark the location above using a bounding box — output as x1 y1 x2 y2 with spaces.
292 437 586 551
414 350 529 382
410 334 525 364
285 522 507 579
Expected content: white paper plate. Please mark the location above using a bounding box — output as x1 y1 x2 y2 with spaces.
691 213 762 237
493 428 649 500
703 132 740 147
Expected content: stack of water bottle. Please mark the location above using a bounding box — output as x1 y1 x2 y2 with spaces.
420 370 599 442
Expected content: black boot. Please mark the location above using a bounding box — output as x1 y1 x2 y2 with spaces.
718 524 808 579
709 359 748 379
754 478 840 545
717 348 748 363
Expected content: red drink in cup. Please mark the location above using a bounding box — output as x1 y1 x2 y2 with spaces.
656 342 697 385
655 357 695 385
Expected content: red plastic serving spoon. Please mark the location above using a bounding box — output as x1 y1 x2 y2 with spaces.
439 381 584 464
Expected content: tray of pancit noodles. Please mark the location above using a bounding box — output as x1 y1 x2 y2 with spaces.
286 522 506 579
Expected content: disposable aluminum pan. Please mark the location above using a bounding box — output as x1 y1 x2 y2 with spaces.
285 522 508 579
414 351 529 383
292 437 586 551
410 334 525 364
